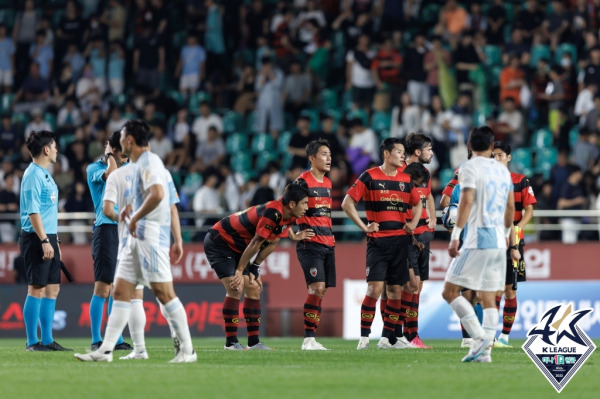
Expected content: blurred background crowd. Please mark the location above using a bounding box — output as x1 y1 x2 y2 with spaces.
0 0 599 245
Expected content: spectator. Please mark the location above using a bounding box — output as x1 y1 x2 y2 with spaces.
76 63 104 114
542 0 572 50
63 43 86 81
288 115 314 169
438 0 468 48
0 24 15 94
250 169 275 206
497 97 526 147
574 83 597 126
282 60 312 119
0 115 18 157
56 96 82 135
133 22 165 98
233 64 256 116
107 41 125 95
466 2 487 33
24 108 51 140
51 156 74 198
204 0 226 77
13 62 51 113
346 117 379 176
583 94 600 133
176 33 206 99
84 39 107 92
62 181 94 244
0 172 18 243
422 95 452 168
12 0 40 84
391 91 421 138
192 101 223 145
193 125 225 173
515 0 544 43
315 113 345 167
255 58 284 139
573 128 600 173
241 0 270 49
193 170 223 240
539 66 566 134
404 32 429 108
371 36 403 107
503 29 531 67
165 108 193 172
218 161 242 212
52 64 76 109
106 107 127 134
485 0 506 46
424 35 451 100
557 165 587 244
29 29 53 80
272 7 299 71
55 0 88 63
499 54 526 108
453 30 482 93
346 33 376 111
560 52 578 106
100 0 127 43
149 123 173 160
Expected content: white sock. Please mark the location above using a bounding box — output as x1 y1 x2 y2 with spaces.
450 296 484 340
158 299 176 339
482 308 499 344
163 297 193 354
129 299 146 352
100 300 131 352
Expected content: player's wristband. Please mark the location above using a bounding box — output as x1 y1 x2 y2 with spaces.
41 237 50 244
451 226 463 241
504 226 511 238
104 152 114 163
509 245 518 250
248 262 260 279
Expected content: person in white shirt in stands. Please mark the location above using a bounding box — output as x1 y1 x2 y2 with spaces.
442 125 515 364
191 101 222 145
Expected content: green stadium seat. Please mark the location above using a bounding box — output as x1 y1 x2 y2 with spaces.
300 108 320 131
245 110 257 132
167 90 186 108
554 43 577 66
0 93 14 114
530 44 551 67
439 168 455 187
510 148 533 173
535 147 558 170
530 128 553 148
254 150 280 170
109 93 128 108
188 91 211 115
44 112 56 131
483 45 502 67
378 129 391 140
421 3 441 27
58 134 75 150
278 130 293 153
230 152 252 173
346 108 369 126
569 126 579 148
222 111 243 133
319 88 338 111
251 132 274 153
225 132 249 154
0 8 15 29
371 111 391 132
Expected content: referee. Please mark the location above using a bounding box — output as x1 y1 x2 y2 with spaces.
86 131 131 351
20 130 71 351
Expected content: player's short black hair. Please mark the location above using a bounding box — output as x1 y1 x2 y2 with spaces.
281 184 309 205
122 120 151 147
403 162 428 183
493 140 511 155
26 130 55 158
380 137 403 160
404 132 432 155
109 130 122 152
468 125 495 152
306 138 330 158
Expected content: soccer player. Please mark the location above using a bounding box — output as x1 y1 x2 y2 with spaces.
401 132 437 348
439 167 459 209
442 126 515 363
20 130 71 351
75 120 196 363
204 184 312 350
292 139 335 351
492 141 537 348
342 137 423 350
86 131 132 351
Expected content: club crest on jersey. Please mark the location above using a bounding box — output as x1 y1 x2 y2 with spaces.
327 188 331 197
50 192 56 203
310 267 317 277
522 302 596 393
398 182 405 191
366 267 370 277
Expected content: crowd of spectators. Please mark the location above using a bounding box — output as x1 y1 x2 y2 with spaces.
0 0 599 244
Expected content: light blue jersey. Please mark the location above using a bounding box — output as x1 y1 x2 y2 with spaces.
87 159 117 227
20 163 58 234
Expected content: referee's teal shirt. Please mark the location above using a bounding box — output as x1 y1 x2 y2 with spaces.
20 162 58 233
87 159 118 227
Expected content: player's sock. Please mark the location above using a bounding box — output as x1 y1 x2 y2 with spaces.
396 290 412 338
495 295 501 311
474 303 483 324
404 293 419 341
223 296 240 346
163 297 194 354
108 296 125 345
461 323 470 339
90 294 106 344
450 296 484 340
100 300 131 352
244 298 261 347
303 294 320 338
40 297 56 345
501 297 517 336
158 299 176 334
129 299 146 352
382 299 402 343
360 295 377 337
315 296 323 333
379 298 387 321
23 295 41 346
482 307 499 348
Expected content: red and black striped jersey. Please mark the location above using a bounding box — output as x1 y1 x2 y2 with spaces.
408 165 432 234
346 166 421 238
511 172 537 223
441 167 460 197
212 200 296 253
293 170 335 247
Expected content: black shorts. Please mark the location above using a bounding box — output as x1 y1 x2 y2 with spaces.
204 230 252 279
505 240 526 285
91 224 119 283
296 241 336 288
407 231 433 281
365 235 411 285
352 86 375 108
19 232 61 286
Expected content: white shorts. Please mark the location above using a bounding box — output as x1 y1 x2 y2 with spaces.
444 248 506 292
115 235 173 286
179 74 200 91
0 69 13 86
407 80 430 106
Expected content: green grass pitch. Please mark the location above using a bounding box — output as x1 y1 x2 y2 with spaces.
0 338 598 399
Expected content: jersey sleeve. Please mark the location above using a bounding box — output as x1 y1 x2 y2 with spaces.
22 173 42 215
87 162 105 183
346 171 369 202
441 168 459 197
103 172 118 204
139 162 163 192
165 170 180 205
408 182 421 206
459 162 476 190
521 178 537 207
450 184 460 204
292 176 308 191
255 207 282 239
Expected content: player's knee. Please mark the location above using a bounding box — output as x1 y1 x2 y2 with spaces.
308 283 326 297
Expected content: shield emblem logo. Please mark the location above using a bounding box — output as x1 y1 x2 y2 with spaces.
399 182 405 191
310 267 317 277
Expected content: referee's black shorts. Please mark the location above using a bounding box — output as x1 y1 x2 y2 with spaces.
19 232 61 286
296 241 336 288
91 224 119 283
365 235 411 285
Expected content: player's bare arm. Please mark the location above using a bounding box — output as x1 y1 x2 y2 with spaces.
29 213 53 261
342 194 379 233
129 183 164 237
288 228 315 241
517 204 534 230
504 190 516 245
449 187 474 258
403 200 423 234
103 199 118 222
426 193 437 229
231 234 266 292
248 237 281 289
170 203 184 263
